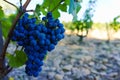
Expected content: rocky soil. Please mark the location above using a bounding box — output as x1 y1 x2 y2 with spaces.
7 33 120 80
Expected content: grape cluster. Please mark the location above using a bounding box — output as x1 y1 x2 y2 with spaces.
11 12 65 77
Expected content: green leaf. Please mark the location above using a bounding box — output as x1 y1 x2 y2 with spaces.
0 6 4 19
35 4 41 16
1 19 12 38
40 0 69 18
76 3 81 13
59 3 67 12
69 0 82 21
44 54 48 60
6 50 27 68
65 0 70 5
1 13 16 39
53 10 60 18
69 0 75 14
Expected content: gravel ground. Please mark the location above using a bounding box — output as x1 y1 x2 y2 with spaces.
7 34 120 80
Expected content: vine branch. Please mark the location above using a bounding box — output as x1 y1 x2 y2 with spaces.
3 0 19 11
26 10 35 12
0 0 31 76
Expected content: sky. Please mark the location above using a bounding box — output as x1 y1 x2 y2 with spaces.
1 0 120 23
59 0 120 23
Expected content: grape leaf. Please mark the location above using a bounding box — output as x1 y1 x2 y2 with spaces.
40 0 69 18
69 0 75 14
6 50 27 68
76 3 81 13
0 6 4 19
1 19 12 39
59 3 67 12
65 0 70 5
69 0 82 21
53 10 60 19
35 4 41 16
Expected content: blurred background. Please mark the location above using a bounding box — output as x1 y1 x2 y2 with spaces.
1 0 120 80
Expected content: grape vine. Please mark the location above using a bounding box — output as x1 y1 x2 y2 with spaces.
0 0 81 78
11 12 65 77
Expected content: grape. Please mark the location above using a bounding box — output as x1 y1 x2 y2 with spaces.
42 17 47 21
48 44 55 51
11 12 65 77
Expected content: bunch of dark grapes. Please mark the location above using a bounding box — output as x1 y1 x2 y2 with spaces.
11 12 65 77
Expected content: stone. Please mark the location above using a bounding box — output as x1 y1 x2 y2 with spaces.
62 65 73 72
95 76 101 80
70 54 81 59
95 64 107 71
91 69 98 74
53 58 61 68
117 62 120 66
89 61 95 66
47 72 55 79
102 58 108 64
79 60 84 65
70 59 76 64
108 72 118 78
63 76 72 80
50 67 56 71
54 74 64 80
71 67 91 79
81 68 91 76
65 71 72 76
83 56 93 62
81 49 89 54
71 68 81 78
100 72 107 76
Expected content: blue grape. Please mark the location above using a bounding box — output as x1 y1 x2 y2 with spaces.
11 12 65 77
47 12 52 18
42 17 47 21
48 44 55 51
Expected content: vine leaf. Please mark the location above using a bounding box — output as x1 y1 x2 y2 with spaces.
59 3 67 12
6 50 27 68
65 0 70 5
69 0 81 21
76 3 81 13
0 7 16 39
1 19 12 39
0 6 4 19
69 0 75 14
39 0 69 18
53 9 60 18
35 4 41 16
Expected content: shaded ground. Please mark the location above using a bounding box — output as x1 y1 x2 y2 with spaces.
7 33 120 80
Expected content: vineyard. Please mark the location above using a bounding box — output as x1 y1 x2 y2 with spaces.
0 0 120 80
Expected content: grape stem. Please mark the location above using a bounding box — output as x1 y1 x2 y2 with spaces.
0 0 31 77
26 10 35 12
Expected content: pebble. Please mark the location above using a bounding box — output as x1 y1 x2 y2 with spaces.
99 72 107 76
81 55 93 62
71 67 82 78
89 61 95 66
62 65 73 72
81 68 91 76
7 35 120 80
108 72 118 78
54 74 64 80
47 72 55 79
